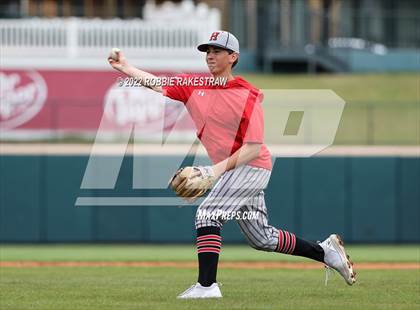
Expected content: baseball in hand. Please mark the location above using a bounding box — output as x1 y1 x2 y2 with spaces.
110 48 121 61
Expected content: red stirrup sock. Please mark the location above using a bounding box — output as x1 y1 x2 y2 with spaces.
196 226 221 287
276 229 324 262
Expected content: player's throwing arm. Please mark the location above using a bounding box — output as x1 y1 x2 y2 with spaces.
107 48 163 93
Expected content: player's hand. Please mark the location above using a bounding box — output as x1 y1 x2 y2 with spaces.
108 48 128 72
169 166 217 202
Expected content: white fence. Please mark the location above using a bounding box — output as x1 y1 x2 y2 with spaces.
0 17 219 70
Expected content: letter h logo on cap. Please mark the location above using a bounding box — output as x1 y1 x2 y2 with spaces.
209 32 220 41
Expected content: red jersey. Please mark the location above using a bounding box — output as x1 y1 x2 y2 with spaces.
163 75 272 170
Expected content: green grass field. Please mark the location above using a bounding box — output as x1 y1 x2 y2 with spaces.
1 245 419 309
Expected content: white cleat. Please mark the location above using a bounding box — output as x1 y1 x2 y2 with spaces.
177 282 222 299
319 234 356 285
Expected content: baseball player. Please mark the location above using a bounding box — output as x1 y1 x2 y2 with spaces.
108 30 356 299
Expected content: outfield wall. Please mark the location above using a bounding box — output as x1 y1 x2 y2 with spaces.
1 151 418 244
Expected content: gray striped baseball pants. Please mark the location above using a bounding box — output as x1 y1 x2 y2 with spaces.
195 165 279 252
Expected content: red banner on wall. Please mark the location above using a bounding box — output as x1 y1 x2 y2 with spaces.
0 70 195 141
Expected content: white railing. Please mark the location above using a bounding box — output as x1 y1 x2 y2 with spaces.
0 15 219 69
0 18 217 57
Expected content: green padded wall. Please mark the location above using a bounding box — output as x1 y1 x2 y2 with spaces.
0 155 418 243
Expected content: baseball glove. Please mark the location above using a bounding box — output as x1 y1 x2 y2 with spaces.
169 166 216 202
